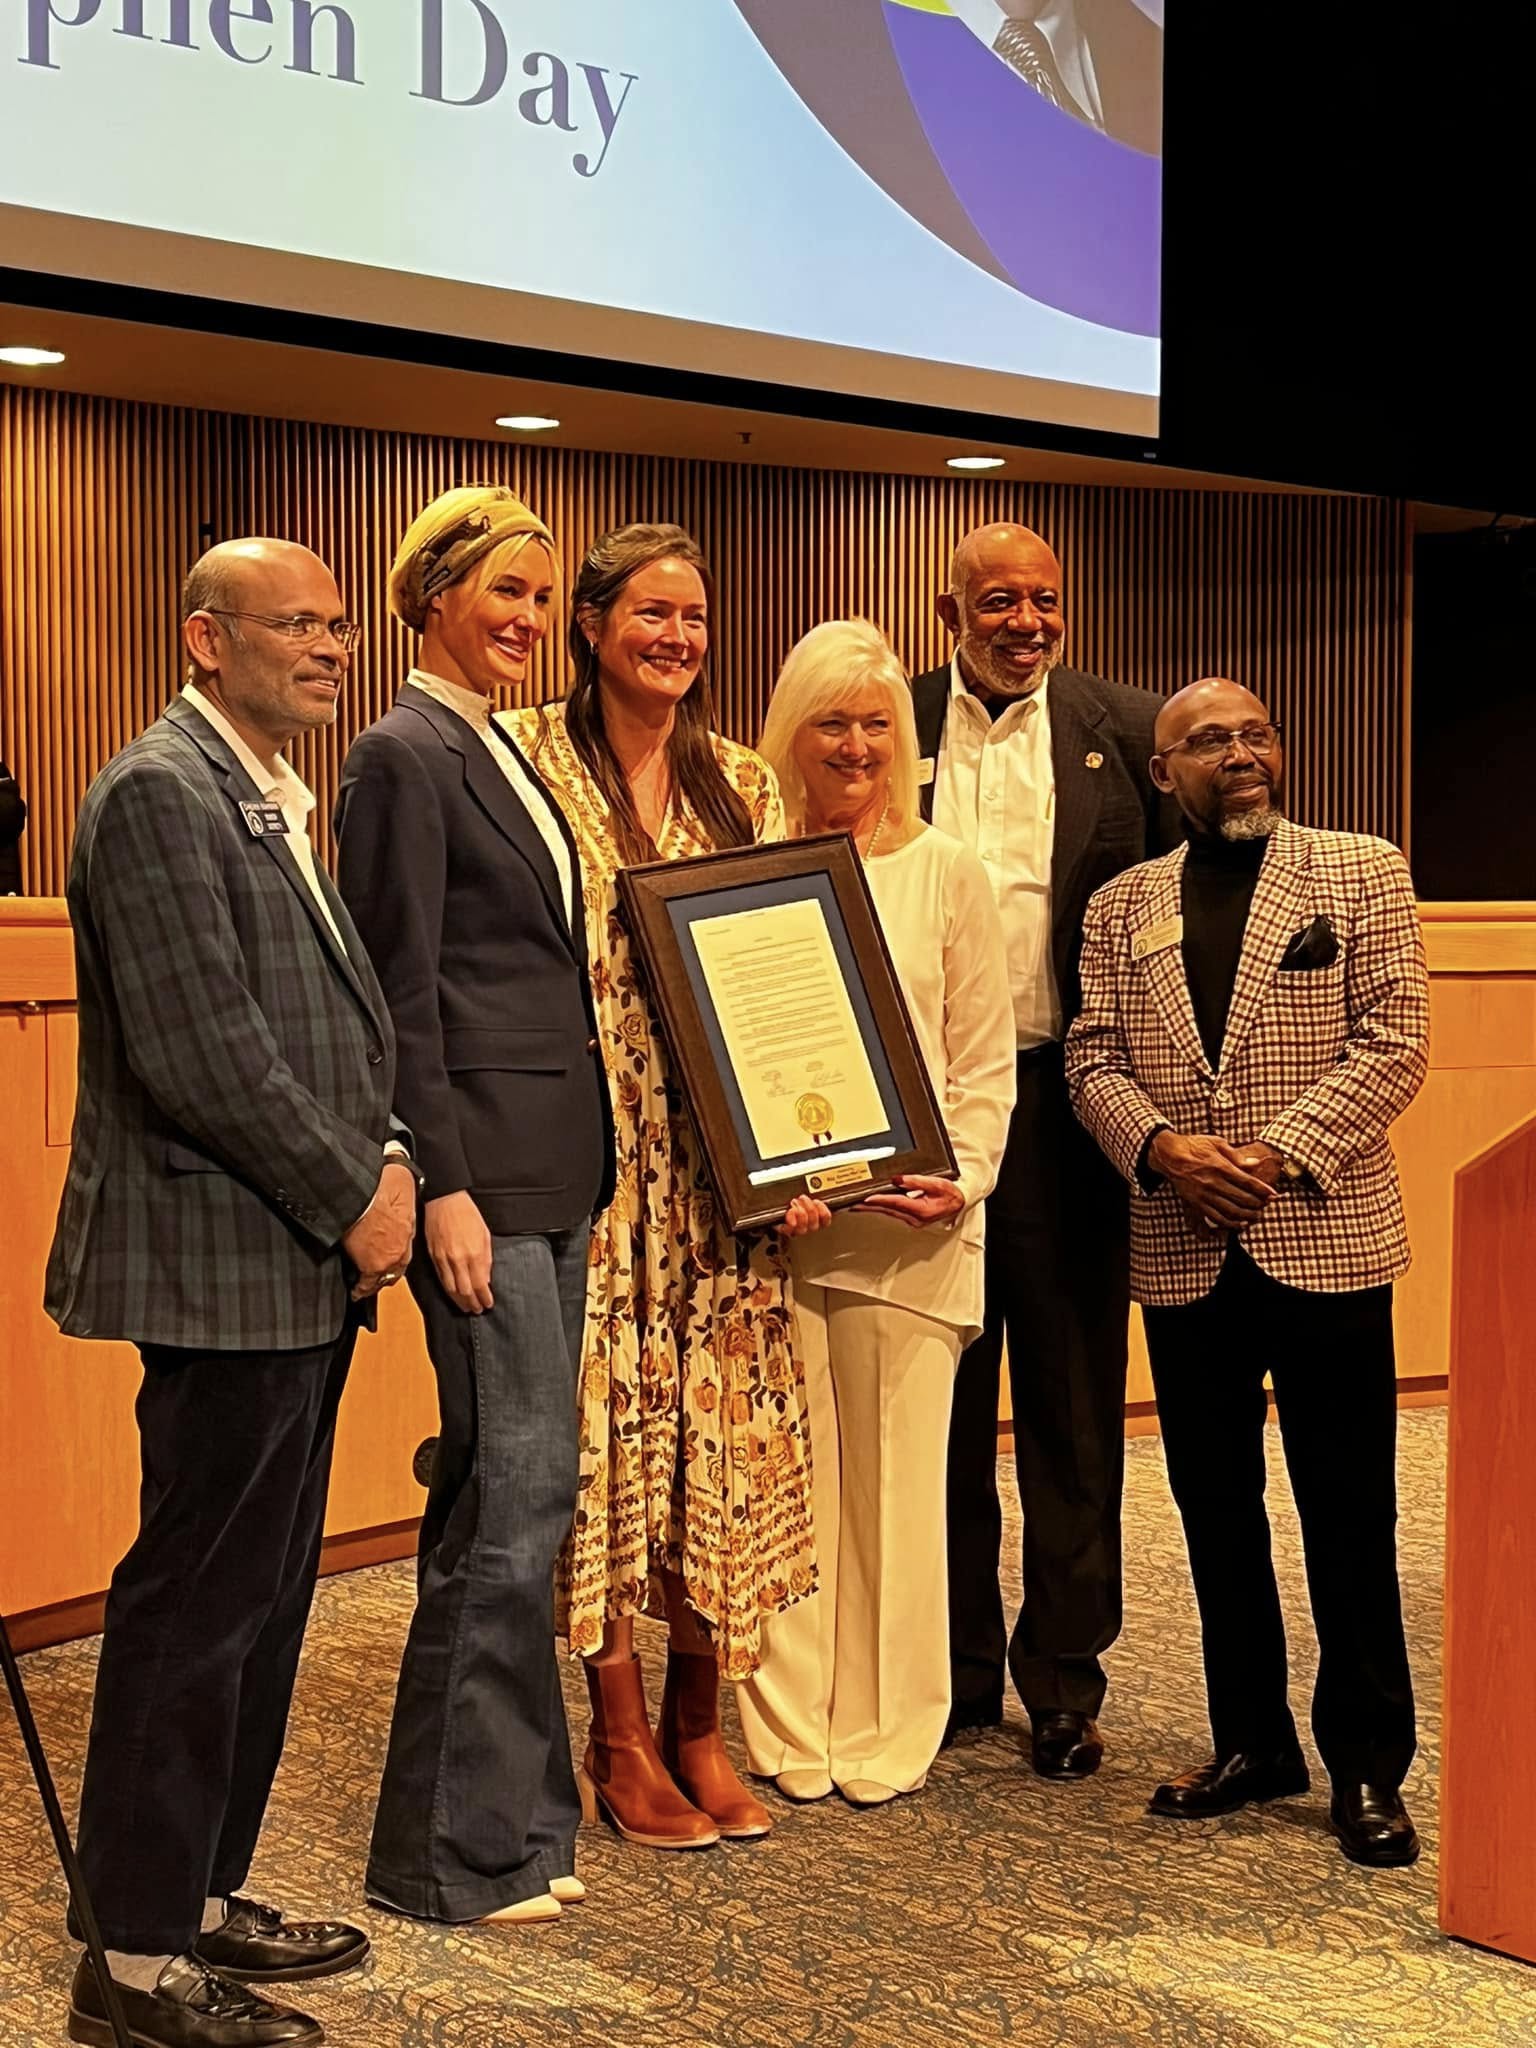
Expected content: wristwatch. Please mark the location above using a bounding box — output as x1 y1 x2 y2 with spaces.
1277 1152 1305 1186
384 1144 427 1196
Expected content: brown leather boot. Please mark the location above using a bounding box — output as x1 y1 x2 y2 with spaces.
658 1649 774 1840
579 1656 721 1850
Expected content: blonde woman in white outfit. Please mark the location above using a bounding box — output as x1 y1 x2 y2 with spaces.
743 620 1016 1807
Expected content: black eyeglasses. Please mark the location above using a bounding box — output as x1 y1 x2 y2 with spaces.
1157 721 1283 765
205 609 363 654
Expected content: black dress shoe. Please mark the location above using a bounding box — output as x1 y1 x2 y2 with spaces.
1029 1711 1104 1781
1330 1783 1421 1867
68 1953 322 2047
194 1897 369 1984
1148 1749 1310 1818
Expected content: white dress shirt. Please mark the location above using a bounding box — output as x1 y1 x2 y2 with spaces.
180 682 346 951
404 671 576 924
931 655 1061 1049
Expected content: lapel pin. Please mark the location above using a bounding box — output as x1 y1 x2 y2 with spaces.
1085 750 1104 770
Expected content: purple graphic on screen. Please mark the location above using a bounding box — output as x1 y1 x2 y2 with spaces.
732 0 1161 339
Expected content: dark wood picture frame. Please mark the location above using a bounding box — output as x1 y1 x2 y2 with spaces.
617 832 956 1232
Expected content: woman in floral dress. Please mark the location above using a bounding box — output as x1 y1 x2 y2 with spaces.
505 523 820 1851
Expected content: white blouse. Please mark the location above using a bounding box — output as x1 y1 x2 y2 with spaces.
790 824 1016 1342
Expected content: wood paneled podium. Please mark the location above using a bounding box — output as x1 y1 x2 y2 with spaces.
1439 1114 1536 1964
0 899 439 1650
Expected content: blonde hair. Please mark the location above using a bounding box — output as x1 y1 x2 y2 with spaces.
388 485 558 632
758 619 919 835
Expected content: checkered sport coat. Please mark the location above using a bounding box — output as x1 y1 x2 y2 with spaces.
1065 819 1430 1305
45 695 402 1350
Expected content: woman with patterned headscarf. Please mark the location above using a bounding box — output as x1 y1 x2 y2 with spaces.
336 485 615 1926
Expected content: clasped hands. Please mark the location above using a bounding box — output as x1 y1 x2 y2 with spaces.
1146 1129 1284 1236
342 1157 419 1301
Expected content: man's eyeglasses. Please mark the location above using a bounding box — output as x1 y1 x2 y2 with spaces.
1157 721 1283 765
205 609 363 654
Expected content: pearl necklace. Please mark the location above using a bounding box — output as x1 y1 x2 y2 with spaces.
859 788 891 863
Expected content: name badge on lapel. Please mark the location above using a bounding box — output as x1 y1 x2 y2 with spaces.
1132 914 1184 961
916 757 935 786
239 801 289 839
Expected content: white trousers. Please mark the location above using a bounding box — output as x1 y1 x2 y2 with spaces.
737 1282 961 1792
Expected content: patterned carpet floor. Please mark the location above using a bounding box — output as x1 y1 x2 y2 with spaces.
3 1410 1532 2046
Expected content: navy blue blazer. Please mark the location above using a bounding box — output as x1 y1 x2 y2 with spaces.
335 684 614 1236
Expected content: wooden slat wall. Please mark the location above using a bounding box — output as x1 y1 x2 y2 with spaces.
2 386 1407 894
2 389 210 894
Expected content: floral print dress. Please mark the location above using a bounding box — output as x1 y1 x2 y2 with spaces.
506 702 816 1680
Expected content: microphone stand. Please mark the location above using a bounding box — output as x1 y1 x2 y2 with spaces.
0 1608 132 2048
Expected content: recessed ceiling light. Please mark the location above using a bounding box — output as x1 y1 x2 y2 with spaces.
495 414 560 432
947 454 1005 471
0 345 66 368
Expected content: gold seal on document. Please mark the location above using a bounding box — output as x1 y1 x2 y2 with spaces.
795 1092 835 1142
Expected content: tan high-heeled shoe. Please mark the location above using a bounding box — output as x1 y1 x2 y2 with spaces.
658 1649 773 1840
838 1770 928 1807
838 1780 899 1807
477 1892 562 1924
579 1655 720 1851
776 1769 835 1803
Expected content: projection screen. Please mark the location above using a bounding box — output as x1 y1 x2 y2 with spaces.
0 1 1164 438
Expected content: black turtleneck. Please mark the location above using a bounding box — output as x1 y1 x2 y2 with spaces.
1181 830 1270 1068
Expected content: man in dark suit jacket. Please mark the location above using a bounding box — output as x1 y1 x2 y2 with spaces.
914 520 1175 1780
334 486 613 1926
45 538 416 2048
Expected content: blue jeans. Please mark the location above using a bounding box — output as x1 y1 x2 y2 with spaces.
365 1226 589 1920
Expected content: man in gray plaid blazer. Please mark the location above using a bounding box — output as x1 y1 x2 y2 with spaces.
1066 676 1429 1870
45 539 416 2048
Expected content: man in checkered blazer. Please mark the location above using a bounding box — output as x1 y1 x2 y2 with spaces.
1065 677 1429 1871
45 540 417 2048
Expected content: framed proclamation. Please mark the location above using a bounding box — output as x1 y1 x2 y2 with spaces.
617 833 956 1233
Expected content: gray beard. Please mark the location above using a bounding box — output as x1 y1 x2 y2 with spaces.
966 637 1063 701
1219 803 1281 842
